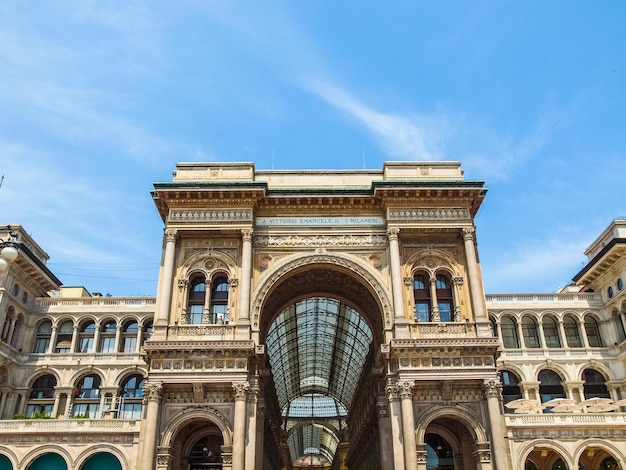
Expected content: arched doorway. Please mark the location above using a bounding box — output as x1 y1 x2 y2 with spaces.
80 452 122 470
26 453 68 470
169 418 226 469
422 416 486 470
577 446 622 470
525 447 569 470
256 259 387 469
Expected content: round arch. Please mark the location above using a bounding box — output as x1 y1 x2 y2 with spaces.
22 446 73 470
0 449 17 470
75 445 128 470
251 250 392 342
573 440 625 470
159 406 234 449
178 250 238 281
517 440 572 470
415 405 489 444
405 248 463 278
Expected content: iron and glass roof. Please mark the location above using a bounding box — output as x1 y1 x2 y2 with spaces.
266 297 373 463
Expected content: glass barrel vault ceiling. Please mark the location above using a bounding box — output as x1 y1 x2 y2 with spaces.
266 297 374 464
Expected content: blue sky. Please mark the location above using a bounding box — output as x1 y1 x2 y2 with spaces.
1 1 624 296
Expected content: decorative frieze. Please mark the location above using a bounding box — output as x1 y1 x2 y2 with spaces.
252 234 388 248
388 207 470 221
168 208 253 224
151 357 248 372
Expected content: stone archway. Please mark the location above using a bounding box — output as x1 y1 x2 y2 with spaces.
251 251 392 469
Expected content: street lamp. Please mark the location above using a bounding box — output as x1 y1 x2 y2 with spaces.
0 226 20 273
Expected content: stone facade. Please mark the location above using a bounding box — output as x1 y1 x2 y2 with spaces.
0 162 624 470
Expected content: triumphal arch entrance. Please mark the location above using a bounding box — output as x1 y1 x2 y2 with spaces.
141 161 504 470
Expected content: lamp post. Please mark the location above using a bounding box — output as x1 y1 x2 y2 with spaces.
0 226 20 273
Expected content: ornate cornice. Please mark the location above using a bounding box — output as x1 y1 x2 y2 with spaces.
387 207 470 221
252 234 388 248
167 208 253 224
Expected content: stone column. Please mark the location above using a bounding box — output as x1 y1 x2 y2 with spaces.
398 381 418 470
386 383 405 470
69 325 79 353
114 324 122 353
238 229 253 322
462 228 490 335
245 380 259 470
0 391 7 419
377 399 395 470
137 381 163 470
255 400 266 470
388 228 408 337
452 277 464 322
232 381 249 470
156 229 177 326
483 378 507 470
202 280 212 324
48 326 58 354
428 277 440 322
557 320 569 349
537 319 547 349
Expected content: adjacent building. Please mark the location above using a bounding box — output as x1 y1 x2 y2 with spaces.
0 161 624 470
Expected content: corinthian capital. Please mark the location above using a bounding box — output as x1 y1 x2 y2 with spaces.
241 229 253 241
232 381 250 400
396 381 415 399
461 227 475 241
483 378 502 398
143 381 163 402
387 227 400 240
164 228 178 242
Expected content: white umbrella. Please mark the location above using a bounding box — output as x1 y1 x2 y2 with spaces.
514 403 544 414
542 398 575 408
551 404 584 413
505 398 540 410
612 398 626 406
587 403 619 413
580 397 613 406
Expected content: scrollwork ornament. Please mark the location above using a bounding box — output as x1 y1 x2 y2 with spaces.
232 381 250 400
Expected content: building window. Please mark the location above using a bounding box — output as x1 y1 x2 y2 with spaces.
413 273 431 322
209 275 229 324
120 320 138 353
522 317 541 348
618 278 623 291
542 316 561 348
99 321 117 353
608 286 614 298
501 317 520 349
500 370 522 412
435 274 454 322
582 369 611 399
12 283 19 297
188 276 206 325
119 374 144 419
34 320 52 354
27 374 57 418
538 369 565 408
584 316 603 347
563 315 583 347
77 320 96 353
22 291 28 304
1 306 15 343
73 374 101 418
141 319 153 347
55 320 74 353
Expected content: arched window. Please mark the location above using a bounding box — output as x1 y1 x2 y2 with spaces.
563 315 583 347
435 274 454 322
27 374 57 418
73 374 101 418
141 319 153 347
0 306 13 342
584 316 603 347
582 368 611 399
413 273 431 322
188 276 206 324
209 275 229 324
542 316 561 348
612 310 626 344
99 321 117 353
538 369 565 407
501 317 520 349
77 320 96 353
522 317 541 348
120 320 138 353
34 320 52 354
118 374 144 419
500 370 522 412
55 320 74 353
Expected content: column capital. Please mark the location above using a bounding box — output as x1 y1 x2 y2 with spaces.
247 383 260 403
164 228 178 242
376 402 389 418
143 381 163 403
483 378 503 398
387 227 400 239
233 381 250 400
385 383 399 402
241 229 253 241
452 276 464 286
396 381 414 399
177 278 189 289
461 227 475 241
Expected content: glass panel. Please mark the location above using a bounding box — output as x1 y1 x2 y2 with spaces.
501 317 520 348
543 317 561 348
584 316 603 347
564 316 582 347
522 317 541 348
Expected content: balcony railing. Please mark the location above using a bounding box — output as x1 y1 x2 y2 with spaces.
0 418 140 432
485 293 601 305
